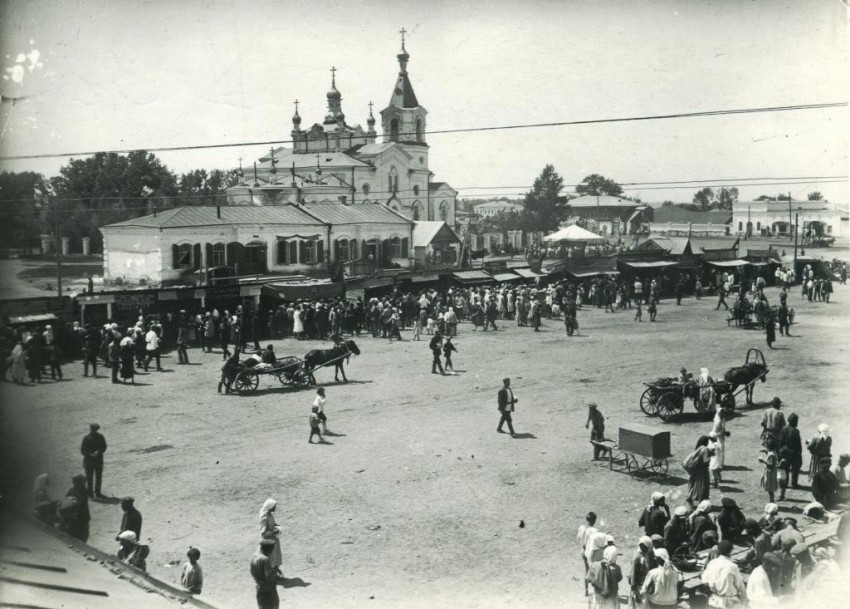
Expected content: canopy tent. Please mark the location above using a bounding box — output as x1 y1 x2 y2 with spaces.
513 268 544 279
453 270 493 285
620 260 678 269
542 225 605 242
492 272 522 282
566 270 620 278
706 259 751 268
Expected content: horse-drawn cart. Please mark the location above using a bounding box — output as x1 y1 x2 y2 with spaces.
638 349 769 421
233 355 314 395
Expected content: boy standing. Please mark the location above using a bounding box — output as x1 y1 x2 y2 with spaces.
313 387 328 433
442 337 457 372
634 301 642 322
309 406 323 444
181 547 203 594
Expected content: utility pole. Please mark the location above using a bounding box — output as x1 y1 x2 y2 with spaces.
793 211 799 273
54 198 62 297
788 196 792 241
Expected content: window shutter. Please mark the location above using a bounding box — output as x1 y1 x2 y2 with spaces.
205 243 213 267
382 239 390 263
351 239 357 260
317 240 324 263
193 243 201 270
362 240 367 260
277 240 286 264
334 239 340 261
289 241 297 263
172 244 180 268
299 240 306 264
401 237 409 258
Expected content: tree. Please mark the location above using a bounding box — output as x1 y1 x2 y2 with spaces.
755 195 775 201
807 191 823 201
575 174 623 197
0 171 46 253
521 164 564 232
776 194 792 201
177 168 240 205
661 200 675 207
692 187 715 211
50 151 179 252
713 187 738 210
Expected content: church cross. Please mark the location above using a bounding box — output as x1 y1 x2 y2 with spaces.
368 101 374 115
330 66 337 84
294 99 299 113
399 28 407 47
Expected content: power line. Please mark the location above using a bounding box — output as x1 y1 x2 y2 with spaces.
456 175 849 190
0 101 845 161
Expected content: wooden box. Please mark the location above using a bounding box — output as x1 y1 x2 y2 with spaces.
619 424 671 459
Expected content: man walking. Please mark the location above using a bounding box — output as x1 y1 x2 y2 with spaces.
80 423 107 499
429 331 445 375
716 284 729 311
144 323 162 371
250 540 280 609
586 403 608 460
119 497 143 539
497 377 517 436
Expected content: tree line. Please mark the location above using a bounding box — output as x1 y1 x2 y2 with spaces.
0 151 239 254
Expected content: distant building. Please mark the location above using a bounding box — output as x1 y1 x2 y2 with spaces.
563 195 644 236
473 200 524 218
648 206 731 236
732 200 848 238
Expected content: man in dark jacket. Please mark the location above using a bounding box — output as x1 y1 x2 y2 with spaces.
497 377 517 435
429 332 444 375
119 497 143 539
81 423 107 498
779 413 803 489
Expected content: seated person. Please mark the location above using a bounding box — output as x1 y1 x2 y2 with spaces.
812 458 842 510
261 344 277 365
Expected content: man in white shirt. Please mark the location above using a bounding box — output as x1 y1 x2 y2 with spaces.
701 540 746 607
577 511 598 596
144 326 162 372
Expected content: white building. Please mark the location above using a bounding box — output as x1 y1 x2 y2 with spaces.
731 200 848 238
226 38 458 226
473 200 524 218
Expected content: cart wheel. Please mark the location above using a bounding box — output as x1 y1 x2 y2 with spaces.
657 392 684 422
721 393 736 413
649 459 669 476
292 369 313 387
671 543 699 571
625 454 635 474
234 371 259 395
275 371 291 385
639 388 658 416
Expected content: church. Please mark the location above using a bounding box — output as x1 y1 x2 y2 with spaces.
226 35 458 226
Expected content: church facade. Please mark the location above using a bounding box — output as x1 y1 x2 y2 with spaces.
227 38 457 226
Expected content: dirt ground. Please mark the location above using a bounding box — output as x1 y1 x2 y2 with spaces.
2 284 849 609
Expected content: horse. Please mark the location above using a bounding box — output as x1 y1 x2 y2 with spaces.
303 337 361 383
723 362 767 406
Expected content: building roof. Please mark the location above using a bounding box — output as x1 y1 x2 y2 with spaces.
429 182 457 193
543 225 605 242
636 237 695 256
567 195 641 208
412 221 460 247
103 206 327 230
257 147 370 170
475 200 524 210
299 201 411 225
353 142 396 156
652 206 732 224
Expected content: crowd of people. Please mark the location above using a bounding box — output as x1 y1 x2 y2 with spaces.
579 390 849 608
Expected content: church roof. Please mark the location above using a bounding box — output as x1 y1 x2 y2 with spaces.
388 71 419 108
102 206 323 230
429 182 456 193
353 142 396 156
300 201 411 226
258 147 370 170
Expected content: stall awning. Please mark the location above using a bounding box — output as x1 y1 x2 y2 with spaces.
748 261 770 267
707 259 750 267
621 260 678 269
492 272 521 282
568 270 620 278
8 313 59 325
453 270 493 284
411 274 440 283
513 268 543 279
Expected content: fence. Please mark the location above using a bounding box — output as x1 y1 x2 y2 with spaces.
649 222 728 236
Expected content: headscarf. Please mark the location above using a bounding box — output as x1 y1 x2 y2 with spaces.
32 473 49 500
638 535 653 551
603 544 618 563
650 491 664 507
689 500 712 525
117 530 137 543
259 498 277 519
818 424 830 437
699 368 711 384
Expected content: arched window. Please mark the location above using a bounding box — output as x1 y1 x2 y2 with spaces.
413 185 420 196
756 222 761 231
439 200 449 222
388 167 398 193
390 118 399 142
416 118 422 142
412 201 421 221
738 221 743 232
362 183 370 195
212 242 226 266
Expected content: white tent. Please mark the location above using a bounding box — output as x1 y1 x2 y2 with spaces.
542 225 605 242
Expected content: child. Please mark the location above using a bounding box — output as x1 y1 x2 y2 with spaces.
46 343 63 380
425 318 436 335
443 337 457 371
181 547 203 594
313 387 328 433
412 314 422 341
634 301 642 322
648 298 657 322
309 406 323 444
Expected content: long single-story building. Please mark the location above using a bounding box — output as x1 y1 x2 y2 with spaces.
100 203 415 285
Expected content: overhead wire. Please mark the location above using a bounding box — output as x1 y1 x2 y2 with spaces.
0 101 845 161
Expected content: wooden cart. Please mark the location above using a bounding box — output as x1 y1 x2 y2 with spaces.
592 424 672 477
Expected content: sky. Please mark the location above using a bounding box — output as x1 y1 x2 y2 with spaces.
0 0 848 204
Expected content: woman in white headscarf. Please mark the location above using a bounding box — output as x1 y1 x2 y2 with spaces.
641 548 680 608
259 498 283 574
586 535 623 609
807 424 832 481
9 342 27 384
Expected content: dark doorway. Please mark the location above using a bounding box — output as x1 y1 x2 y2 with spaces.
244 241 268 275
